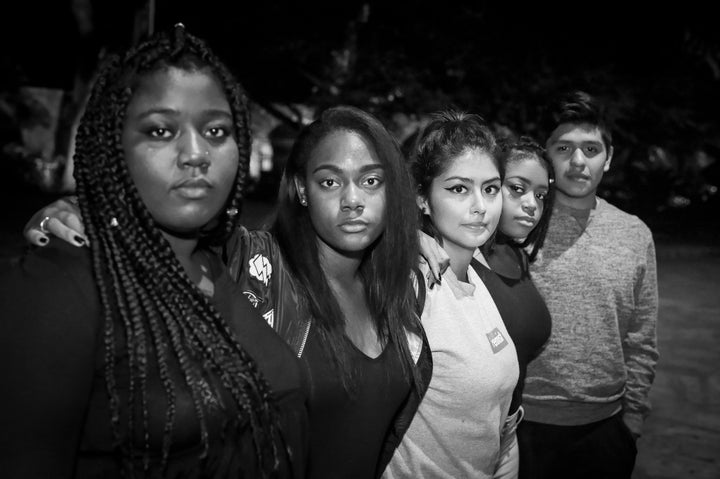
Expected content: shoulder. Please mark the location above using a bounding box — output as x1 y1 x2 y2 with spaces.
487 242 525 279
1 241 94 296
596 198 654 243
0 242 98 331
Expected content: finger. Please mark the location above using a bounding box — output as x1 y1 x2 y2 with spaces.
44 217 87 247
26 228 49 247
426 270 437 290
439 257 450 275
57 211 88 245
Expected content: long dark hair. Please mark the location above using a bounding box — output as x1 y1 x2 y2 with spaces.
73 25 278 475
496 136 555 262
272 105 421 391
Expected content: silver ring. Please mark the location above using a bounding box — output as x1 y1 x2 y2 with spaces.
39 216 52 234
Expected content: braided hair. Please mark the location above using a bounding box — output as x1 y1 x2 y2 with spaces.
73 25 279 476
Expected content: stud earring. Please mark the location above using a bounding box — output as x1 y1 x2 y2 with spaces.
109 217 119 228
300 197 307 206
226 207 239 217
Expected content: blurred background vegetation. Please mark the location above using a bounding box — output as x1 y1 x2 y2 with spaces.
1 1 717 242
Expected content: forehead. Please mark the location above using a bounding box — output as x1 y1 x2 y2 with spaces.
126 66 230 114
547 122 604 145
505 157 549 186
439 148 499 180
309 130 380 171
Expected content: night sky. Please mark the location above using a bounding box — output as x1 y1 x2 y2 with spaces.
2 1 716 103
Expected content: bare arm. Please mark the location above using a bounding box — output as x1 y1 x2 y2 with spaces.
417 230 450 288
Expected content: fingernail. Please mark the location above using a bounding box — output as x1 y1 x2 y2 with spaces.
38 236 48 246
74 236 86 246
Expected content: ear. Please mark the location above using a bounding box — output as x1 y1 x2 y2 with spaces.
416 195 430 215
293 175 308 205
603 145 614 173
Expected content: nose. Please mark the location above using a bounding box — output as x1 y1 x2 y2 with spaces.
470 190 487 216
521 194 538 215
569 147 586 168
340 183 365 211
178 130 210 172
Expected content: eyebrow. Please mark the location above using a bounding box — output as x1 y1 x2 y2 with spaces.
311 163 384 175
132 107 233 120
553 139 604 146
442 175 501 184
505 175 549 187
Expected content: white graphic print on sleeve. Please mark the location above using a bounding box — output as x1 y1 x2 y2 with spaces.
249 253 272 286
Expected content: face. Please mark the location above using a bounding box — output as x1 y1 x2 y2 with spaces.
420 148 502 263
122 66 239 235
500 156 550 240
546 122 613 208
295 130 386 257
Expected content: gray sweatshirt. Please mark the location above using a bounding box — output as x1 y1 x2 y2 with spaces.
524 197 659 436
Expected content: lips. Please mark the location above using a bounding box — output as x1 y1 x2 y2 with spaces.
338 219 369 233
173 177 213 199
462 222 488 230
515 216 536 226
565 173 590 182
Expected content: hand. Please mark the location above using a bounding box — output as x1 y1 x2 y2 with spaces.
418 230 449 288
24 196 88 247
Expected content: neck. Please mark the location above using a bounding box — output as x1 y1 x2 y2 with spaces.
317 239 364 288
441 241 474 283
555 190 597 210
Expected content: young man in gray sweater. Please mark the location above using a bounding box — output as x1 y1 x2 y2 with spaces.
518 90 659 479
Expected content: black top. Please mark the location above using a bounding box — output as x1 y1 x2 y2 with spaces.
300 328 411 479
0 241 308 478
475 242 552 414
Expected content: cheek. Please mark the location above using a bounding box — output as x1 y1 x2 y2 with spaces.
486 196 503 225
126 160 161 203
370 189 387 223
307 197 336 234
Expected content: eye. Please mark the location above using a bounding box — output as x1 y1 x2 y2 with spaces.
583 145 601 157
148 127 172 139
446 184 468 194
536 191 547 201
484 184 500 195
363 175 384 189
319 178 339 189
205 126 229 139
510 184 525 194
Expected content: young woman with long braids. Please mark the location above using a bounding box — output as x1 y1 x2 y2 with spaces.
0 25 307 478
20 104 431 477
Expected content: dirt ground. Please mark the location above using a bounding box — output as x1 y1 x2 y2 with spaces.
633 243 720 479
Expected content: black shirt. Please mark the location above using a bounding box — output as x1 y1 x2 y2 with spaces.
0 241 307 478
300 328 410 479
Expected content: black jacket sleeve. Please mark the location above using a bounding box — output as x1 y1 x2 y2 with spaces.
0 243 100 478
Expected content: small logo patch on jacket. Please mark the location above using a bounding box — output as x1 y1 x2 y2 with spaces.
249 253 272 286
263 310 274 328
486 328 508 353
243 290 262 308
